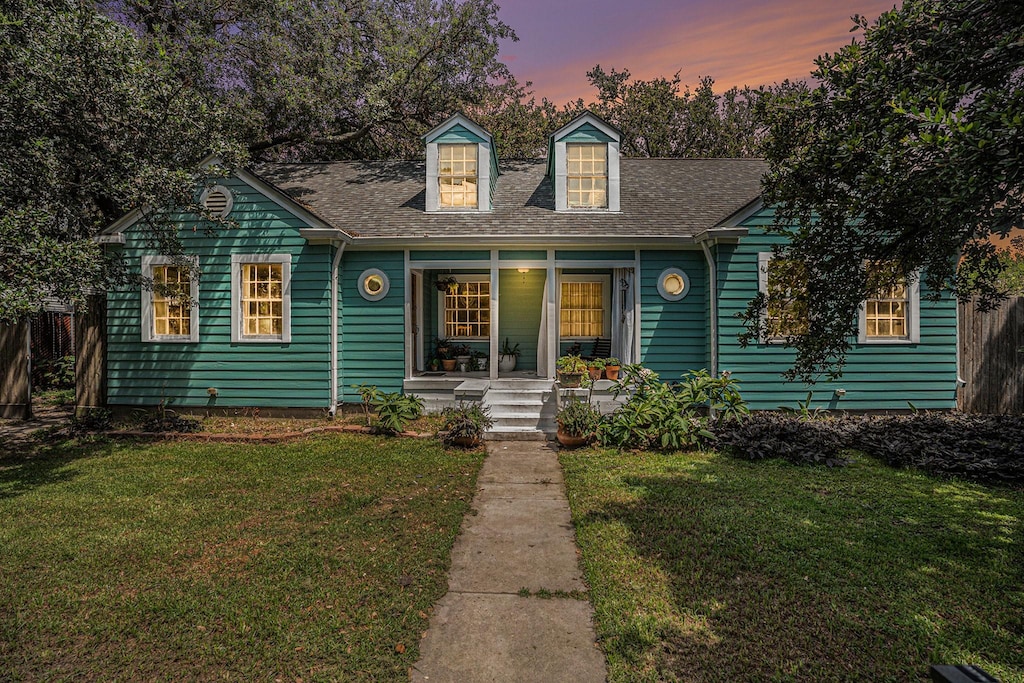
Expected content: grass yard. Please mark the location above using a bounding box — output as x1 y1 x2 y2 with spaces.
561 448 1024 682
0 434 484 681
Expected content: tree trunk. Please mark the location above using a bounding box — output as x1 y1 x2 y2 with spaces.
76 294 107 416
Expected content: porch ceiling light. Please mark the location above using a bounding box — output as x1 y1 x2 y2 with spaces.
358 268 390 301
657 267 690 301
517 268 529 273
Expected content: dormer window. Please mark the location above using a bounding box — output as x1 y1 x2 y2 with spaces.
548 112 621 212
567 143 607 209
439 143 478 209
423 114 496 213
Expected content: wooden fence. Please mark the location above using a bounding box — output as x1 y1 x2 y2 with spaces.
958 297 1024 414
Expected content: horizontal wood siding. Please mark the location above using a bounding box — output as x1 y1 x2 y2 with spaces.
639 250 707 378
716 211 958 410
409 250 491 262
107 176 331 408
499 250 547 261
556 250 634 261
340 251 406 401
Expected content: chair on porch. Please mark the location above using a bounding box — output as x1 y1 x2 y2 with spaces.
581 337 611 361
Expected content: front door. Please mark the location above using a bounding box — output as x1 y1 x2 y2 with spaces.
497 268 546 374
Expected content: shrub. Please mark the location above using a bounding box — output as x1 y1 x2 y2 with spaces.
69 409 113 434
715 412 853 467
141 414 202 433
556 396 601 439
855 413 1024 483
597 365 745 451
374 392 424 435
438 403 493 448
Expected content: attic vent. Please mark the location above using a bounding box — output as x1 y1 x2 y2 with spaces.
201 185 234 218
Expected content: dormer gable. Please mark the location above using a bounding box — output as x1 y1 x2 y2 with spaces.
422 113 497 212
546 112 621 212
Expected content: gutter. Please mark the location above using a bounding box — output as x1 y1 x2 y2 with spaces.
329 240 346 416
699 238 719 378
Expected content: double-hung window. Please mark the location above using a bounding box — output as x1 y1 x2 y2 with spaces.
757 253 808 341
567 143 608 209
231 254 292 343
438 144 478 209
559 275 610 338
443 278 490 339
860 262 920 343
141 255 199 343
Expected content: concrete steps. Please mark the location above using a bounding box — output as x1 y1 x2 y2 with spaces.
483 380 557 441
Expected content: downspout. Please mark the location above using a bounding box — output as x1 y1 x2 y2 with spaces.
700 238 719 378
329 240 346 416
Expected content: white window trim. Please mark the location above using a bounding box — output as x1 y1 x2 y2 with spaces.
858 268 920 344
140 255 199 343
231 253 292 343
558 274 612 340
553 140 620 212
437 273 491 341
425 141 491 212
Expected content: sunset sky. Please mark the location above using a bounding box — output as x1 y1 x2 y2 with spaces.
496 0 901 104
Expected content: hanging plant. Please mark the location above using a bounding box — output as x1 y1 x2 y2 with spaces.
436 276 459 294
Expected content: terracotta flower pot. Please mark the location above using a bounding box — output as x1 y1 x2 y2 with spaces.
604 365 620 381
441 359 457 371
556 429 588 449
588 366 603 381
452 435 482 448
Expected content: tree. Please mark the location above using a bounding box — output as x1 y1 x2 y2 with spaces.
0 0 240 323
750 0 1024 381
103 0 517 160
581 66 786 158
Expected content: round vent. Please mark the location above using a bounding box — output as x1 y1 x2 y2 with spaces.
200 185 233 218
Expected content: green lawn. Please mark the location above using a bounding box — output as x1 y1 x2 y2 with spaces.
0 434 484 681
561 448 1024 682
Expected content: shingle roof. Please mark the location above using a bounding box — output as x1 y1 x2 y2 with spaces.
256 158 766 241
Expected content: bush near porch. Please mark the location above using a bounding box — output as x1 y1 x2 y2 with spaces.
0 434 484 680
560 447 1024 682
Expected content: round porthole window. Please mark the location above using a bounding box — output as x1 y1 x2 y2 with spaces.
359 268 390 301
200 184 234 218
657 267 690 301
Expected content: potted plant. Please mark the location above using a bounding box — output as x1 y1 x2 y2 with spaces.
470 349 488 372
435 276 459 294
438 402 493 448
604 357 622 381
587 357 605 381
556 396 601 448
452 343 472 372
498 338 520 373
556 354 588 388
436 340 457 372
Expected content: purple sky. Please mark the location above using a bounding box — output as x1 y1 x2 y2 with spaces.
495 0 901 104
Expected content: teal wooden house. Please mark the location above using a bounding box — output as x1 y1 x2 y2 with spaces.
99 112 958 433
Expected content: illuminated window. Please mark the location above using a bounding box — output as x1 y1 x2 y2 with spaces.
141 255 198 343
560 277 609 338
358 268 390 301
567 143 607 208
438 144 478 208
444 279 490 338
758 253 808 340
231 254 291 343
864 262 910 340
657 268 690 301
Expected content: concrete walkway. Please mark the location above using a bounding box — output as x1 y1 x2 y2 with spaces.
411 441 607 682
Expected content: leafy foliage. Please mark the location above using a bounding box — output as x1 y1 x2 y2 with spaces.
68 409 113 435
556 397 602 439
752 0 1024 381
0 0 239 322
374 392 424 435
438 403 493 447
140 414 202 433
855 414 1024 483
597 366 746 451
715 412 854 467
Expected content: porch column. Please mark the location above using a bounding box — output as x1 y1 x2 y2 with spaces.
403 250 412 380
546 250 557 380
490 250 499 380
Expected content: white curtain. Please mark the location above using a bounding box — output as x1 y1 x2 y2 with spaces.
612 268 636 364
536 275 549 378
